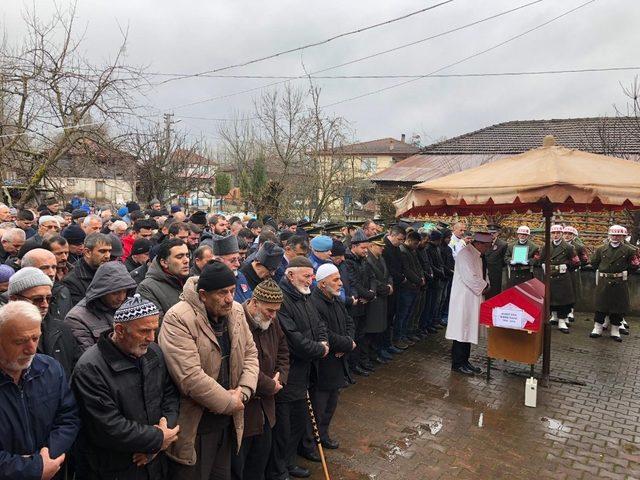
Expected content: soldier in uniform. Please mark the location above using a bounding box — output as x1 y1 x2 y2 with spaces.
504 225 540 287
541 225 580 333
589 225 640 342
562 226 589 322
484 224 508 299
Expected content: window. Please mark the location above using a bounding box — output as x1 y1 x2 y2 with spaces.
361 157 377 174
95 180 105 198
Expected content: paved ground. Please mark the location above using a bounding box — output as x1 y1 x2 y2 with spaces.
301 313 640 480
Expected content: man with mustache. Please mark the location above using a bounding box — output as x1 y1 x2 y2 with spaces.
0 301 80 480
72 294 181 479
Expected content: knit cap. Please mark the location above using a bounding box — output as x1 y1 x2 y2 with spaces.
0 264 15 283
198 261 236 292
253 279 284 304
113 293 160 323
8 267 53 295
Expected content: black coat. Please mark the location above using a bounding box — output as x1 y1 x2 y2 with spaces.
426 243 446 283
484 238 508 299
311 288 354 390
72 332 180 480
343 252 375 317
130 262 148 285
50 282 73 322
276 277 327 402
440 243 455 280
382 237 405 286
399 244 423 290
38 314 80 378
124 255 143 273
364 254 391 333
61 258 97 307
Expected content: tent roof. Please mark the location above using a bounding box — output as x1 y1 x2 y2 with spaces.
394 138 640 216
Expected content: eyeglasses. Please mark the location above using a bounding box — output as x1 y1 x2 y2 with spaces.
15 293 52 305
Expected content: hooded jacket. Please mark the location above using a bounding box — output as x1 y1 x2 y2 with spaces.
136 259 184 316
158 277 259 465
61 257 99 306
64 262 137 353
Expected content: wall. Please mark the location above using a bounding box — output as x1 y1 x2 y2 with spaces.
52 177 134 205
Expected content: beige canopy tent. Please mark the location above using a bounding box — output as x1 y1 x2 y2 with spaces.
394 136 640 383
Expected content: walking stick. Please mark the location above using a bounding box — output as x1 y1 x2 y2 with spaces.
306 391 331 480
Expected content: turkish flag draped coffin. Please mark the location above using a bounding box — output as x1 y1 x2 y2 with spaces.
480 278 545 333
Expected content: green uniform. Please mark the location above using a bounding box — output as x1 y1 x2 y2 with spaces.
504 239 540 287
540 241 578 307
590 242 639 314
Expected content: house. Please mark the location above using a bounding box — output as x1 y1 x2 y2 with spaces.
371 117 640 193
331 136 420 176
46 141 136 205
318 136 420 216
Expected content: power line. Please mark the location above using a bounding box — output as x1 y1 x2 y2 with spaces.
155 0 454 85
167 0 544 110
164 66 640 81
324 0 598 109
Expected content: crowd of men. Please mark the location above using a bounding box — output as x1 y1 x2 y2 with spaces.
0 196 638 480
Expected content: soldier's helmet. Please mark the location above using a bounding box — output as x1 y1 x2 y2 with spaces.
550 225 564 233
608 225 626 236
516 225 531 235
563 226 578 236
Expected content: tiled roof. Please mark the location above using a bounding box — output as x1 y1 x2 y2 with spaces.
334 138 420 156
373 117 640 185
423 117 640 154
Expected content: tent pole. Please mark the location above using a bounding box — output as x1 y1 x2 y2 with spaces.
541 205 552 386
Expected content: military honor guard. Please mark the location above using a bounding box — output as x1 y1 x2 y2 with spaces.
562 226 589 321
541 225 580 333
504 225 540 287
589 225 640 342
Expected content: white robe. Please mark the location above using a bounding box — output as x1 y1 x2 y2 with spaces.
445 244 488 344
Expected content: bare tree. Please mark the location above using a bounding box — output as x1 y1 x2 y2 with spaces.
0 2 145 205
127 121 214 204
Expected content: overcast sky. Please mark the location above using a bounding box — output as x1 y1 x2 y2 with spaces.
2 0 639 146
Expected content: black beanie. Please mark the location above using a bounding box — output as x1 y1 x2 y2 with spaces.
197 261 236 292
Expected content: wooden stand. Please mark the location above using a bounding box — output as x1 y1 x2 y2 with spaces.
485 326 543 381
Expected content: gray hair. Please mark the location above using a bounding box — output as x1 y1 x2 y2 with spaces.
21 248 55 268
1 228 25 243
39 215 59 226
0 301 42 328
83 214 102 226
110 220 128 231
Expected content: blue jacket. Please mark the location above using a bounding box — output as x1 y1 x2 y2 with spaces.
0 354 80 480
234 270 253 303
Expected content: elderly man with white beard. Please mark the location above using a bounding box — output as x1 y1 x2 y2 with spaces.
0 301 80 480
269 256 329 480
300 263 356 458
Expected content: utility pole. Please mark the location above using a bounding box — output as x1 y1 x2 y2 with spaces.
163 112 174 152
